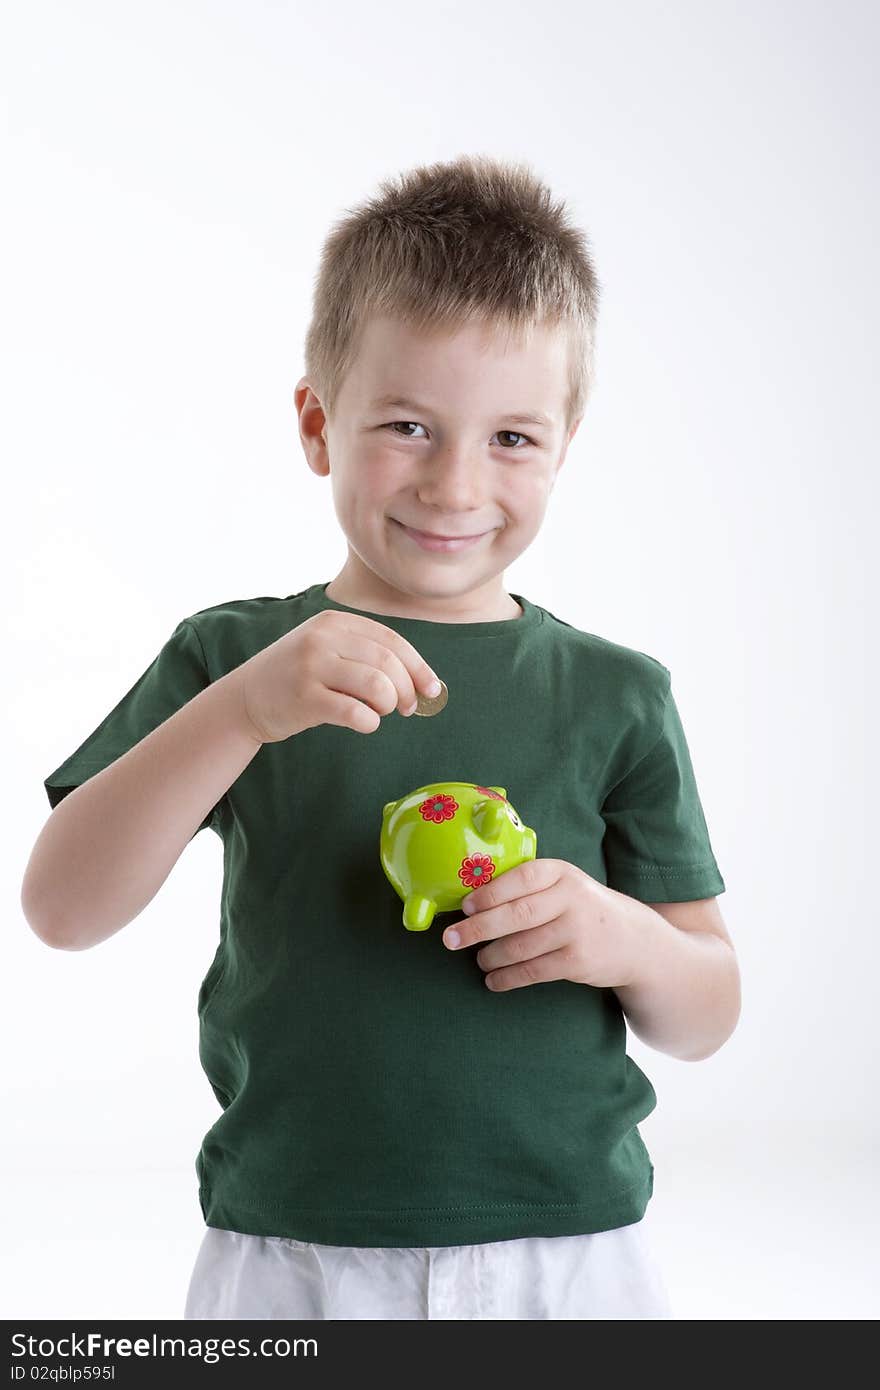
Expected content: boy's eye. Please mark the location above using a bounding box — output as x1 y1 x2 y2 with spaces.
385 422 534 449
387 421 428 439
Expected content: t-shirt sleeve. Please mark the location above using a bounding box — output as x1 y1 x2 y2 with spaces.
43 618 225 838
600 673 726 902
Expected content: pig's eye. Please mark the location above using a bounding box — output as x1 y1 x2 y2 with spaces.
505 807 521 828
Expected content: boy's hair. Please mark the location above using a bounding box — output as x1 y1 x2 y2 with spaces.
303 153 601 433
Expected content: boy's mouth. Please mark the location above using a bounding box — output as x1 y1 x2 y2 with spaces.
391 519 493 553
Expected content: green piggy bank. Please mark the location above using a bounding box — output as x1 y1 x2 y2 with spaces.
380 781 538 931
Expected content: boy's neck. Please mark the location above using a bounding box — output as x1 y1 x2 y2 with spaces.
325 564 523 623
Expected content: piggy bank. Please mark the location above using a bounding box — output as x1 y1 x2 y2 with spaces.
380 781 538 931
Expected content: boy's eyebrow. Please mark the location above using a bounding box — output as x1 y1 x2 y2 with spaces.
369 394 555 429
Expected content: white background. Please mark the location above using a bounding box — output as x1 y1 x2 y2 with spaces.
3 0 877 1321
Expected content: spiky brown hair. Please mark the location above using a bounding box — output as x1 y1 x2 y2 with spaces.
303 153 601 432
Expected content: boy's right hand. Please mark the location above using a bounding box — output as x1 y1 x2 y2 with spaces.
234 610 444 744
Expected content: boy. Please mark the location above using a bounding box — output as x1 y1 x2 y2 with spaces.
23 154 739 1320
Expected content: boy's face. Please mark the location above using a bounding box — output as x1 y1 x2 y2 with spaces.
295 312 580 619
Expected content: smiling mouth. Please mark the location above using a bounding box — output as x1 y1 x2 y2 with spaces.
390 519 495 552
392 520 491 540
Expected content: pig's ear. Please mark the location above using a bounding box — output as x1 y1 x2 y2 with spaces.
472 799 508 843
489 786 507 798
382 801 396 817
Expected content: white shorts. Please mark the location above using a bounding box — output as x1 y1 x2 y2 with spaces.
184 1221 674 1320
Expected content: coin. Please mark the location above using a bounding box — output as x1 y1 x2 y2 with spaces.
413 679 448 717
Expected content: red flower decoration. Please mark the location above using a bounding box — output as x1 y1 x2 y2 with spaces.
459 854 496 888
475 786 505 800
419 793 459 824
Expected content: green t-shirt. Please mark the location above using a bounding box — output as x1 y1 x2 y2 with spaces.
44 580 726 1247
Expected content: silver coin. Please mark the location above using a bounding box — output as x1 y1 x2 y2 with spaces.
413 679 448 717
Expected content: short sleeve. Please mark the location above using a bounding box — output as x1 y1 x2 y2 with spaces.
43 618 225 838
601 676 725 902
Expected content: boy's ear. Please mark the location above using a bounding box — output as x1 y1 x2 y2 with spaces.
294 376 330 477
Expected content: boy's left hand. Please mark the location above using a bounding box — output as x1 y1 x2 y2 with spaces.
443 858 638 992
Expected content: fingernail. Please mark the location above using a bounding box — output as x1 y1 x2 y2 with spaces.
462 898 476 913
445 929 461 948
426 678 442 695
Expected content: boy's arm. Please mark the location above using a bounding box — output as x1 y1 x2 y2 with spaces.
611 895 741 1062
21 666 262 953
